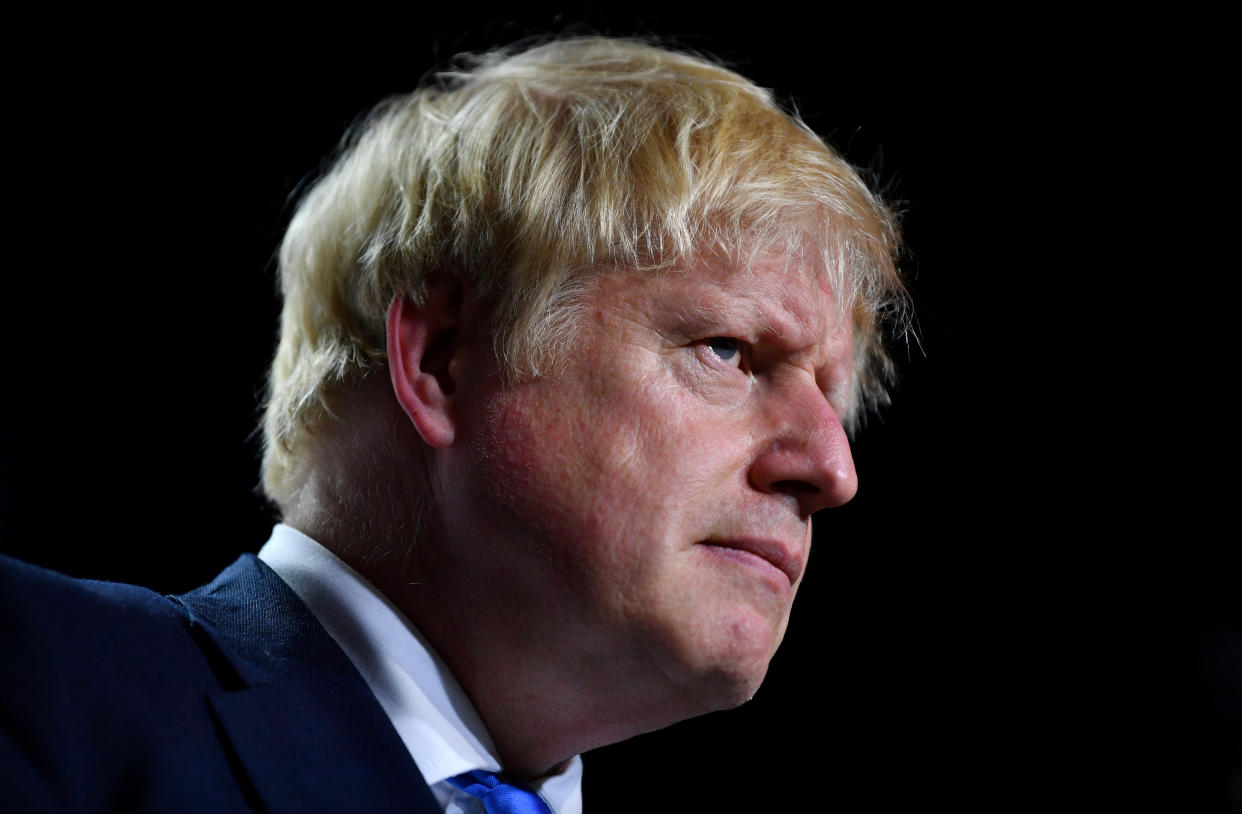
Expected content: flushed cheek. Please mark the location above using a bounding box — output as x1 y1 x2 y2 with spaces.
472 380 654 547
467 386 583 541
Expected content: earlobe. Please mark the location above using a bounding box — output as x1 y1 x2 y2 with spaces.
386 282 466 448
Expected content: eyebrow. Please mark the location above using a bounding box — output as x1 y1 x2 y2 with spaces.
671 298 779 339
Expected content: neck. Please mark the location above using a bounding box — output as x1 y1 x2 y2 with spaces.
290 500 716 779
370 555 719 779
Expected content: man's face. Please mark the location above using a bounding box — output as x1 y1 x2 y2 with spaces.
439 252 858 715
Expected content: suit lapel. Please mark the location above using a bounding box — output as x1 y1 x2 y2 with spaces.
177 555 441 814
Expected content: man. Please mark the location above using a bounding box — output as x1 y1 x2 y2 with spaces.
1 37 905 812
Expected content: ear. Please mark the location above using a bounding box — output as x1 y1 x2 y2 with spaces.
386 280 474 448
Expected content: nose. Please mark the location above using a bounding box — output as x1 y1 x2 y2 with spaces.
748 386 859 517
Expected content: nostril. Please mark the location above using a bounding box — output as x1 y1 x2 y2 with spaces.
771 480 819 496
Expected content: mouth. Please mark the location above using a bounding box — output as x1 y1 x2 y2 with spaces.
698 537 805 588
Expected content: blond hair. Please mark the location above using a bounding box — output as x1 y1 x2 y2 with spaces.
261 36 908 506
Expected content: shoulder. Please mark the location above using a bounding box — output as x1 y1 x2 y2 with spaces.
0 555 257 811
0 555 202 695
0 554 213 692
1 553 187 634
0 554 438 814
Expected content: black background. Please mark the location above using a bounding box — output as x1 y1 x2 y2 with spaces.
2 7 1234 812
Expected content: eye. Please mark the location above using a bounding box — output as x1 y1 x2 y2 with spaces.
703 337 744 368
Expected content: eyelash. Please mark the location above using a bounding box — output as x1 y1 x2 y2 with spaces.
700 337 746 371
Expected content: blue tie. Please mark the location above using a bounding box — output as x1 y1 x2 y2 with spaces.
446 769 553 814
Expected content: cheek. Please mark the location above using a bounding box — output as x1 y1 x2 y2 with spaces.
464 354 753 565
470 380 636 542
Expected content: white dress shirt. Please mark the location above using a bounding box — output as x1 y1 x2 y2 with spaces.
258 524 583 814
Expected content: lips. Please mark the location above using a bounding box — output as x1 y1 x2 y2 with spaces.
699 537 805 587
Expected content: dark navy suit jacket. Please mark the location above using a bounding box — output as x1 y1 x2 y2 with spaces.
0 554 441 813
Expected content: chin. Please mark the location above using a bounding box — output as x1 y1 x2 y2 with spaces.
712 670 770 710
688 612 784 712
684 655 772 716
